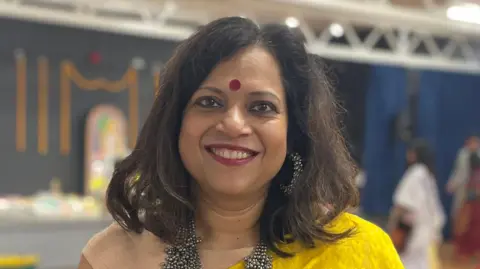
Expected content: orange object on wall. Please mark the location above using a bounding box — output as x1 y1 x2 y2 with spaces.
59 61 138 155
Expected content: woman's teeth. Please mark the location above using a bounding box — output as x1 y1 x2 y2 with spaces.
211 148 252 159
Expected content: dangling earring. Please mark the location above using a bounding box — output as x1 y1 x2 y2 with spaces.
281 152 304 195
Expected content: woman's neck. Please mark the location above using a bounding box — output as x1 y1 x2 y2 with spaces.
195 190 266 250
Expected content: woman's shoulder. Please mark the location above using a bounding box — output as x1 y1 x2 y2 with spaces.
323 214 402 267
330 213 396 244
323 213 400 255
398 164 431 189
276 213 403 268
82 223 134 268
82 223 164 269
405 163 430 178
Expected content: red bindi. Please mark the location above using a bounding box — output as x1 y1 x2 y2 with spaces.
229 79 241 91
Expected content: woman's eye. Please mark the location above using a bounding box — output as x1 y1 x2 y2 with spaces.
250 102 277 113
195 97 222 108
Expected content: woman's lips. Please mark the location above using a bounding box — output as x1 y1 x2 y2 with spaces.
204 144 259 166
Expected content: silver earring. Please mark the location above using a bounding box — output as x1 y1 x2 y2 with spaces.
281 152 303 195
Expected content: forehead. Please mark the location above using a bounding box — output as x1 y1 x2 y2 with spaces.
201 46 284 95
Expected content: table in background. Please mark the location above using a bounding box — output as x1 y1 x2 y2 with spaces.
0 217 111 269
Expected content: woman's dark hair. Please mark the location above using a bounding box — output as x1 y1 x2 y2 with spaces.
107 17 358 256
408 139 435 176
470 152 480 170
114 158 123 169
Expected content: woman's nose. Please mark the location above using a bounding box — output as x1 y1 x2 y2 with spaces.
216 106 252 138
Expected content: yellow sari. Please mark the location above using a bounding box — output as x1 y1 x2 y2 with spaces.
428 242 440 269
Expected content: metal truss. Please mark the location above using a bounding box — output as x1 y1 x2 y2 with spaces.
0 0 197 41
275 0 480 37
0 0 479 74
302 22 480 73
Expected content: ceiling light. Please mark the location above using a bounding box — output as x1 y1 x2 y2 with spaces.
285 17 299 28
446 3 480 24
329 23 344 38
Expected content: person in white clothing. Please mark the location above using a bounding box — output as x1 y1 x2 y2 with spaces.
351 151 366 215
446 136 480 220
389 140 446 269
350 169 366 215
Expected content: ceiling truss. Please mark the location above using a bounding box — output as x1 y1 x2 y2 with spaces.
303 21 480 73
0 0 479 74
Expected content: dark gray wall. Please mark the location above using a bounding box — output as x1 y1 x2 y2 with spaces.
0 18 178 195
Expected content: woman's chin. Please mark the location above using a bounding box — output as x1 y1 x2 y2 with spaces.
211 186 250 197
206 181 256 197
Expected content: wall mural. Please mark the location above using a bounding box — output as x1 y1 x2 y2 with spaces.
59 61 138 155
3 20 175 194
15 52 51 155
37 56 49 155
84 104 129 197
15 50 27 152
14 52 161 156
154 70 160 97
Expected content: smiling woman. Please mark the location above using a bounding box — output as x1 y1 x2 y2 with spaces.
179 46 288 199
78 17 404 269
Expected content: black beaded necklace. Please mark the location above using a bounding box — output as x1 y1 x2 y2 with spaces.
161 220 273 269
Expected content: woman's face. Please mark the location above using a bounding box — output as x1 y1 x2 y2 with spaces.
467 137 480 151
179 46 288 197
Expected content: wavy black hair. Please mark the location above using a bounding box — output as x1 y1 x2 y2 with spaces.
470 152 480 170
107 17 358 257
408 139 436 176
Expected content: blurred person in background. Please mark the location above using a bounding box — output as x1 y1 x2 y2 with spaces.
352 167 366 215
453 149 480 262
78 17 403 269
350 150 366 215
388 140 445 269
447 136 480 222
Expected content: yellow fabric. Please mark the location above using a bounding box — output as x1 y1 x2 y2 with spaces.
230 213 404 269
0 255 38 267
428 242 440 269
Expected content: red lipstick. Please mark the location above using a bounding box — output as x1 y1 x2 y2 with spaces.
204 144 258 166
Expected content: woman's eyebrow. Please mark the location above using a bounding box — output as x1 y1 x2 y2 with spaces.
248 91 281 102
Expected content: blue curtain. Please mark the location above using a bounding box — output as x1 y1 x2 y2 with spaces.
362 66 408 215
417 71 480 235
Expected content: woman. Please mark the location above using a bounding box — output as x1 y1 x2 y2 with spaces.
454 151 480 261
447 136 480 222
79 17 403 269
389 140 445 269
